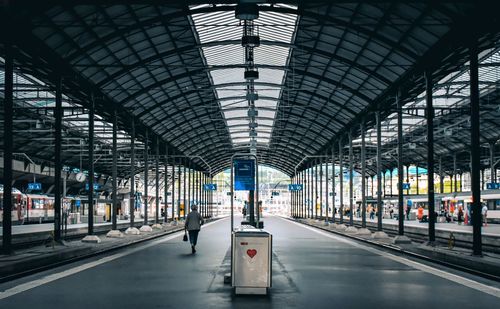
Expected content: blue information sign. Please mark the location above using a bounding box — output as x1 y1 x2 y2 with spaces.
204 184 217 191
288 184 303 191
85 183 102 191
28 182 42 191
402 183 411 190
272 191 280 196
234 160 255 191
486 183 500 190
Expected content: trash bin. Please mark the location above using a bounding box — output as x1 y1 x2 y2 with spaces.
232 227 272 295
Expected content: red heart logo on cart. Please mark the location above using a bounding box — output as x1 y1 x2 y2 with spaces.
247 249 257 258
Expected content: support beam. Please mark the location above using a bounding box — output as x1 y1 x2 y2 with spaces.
361 120 367 228
426 70 436 243
349 133 354 226
470 42 482 256
177 164 181 220
155 137 160 224
376 111 383 231
325 151 329 222
144 129 149 225
171 157 175 222
339 139 344 224
183 159 187 219
331 145 336 223
490 142 496 183
87 94 95 236
320 158 323 219
397 90 405 236
112 107 118 230
164 145 168 223
2 41 13 254
130 119 135 227
416 166 420 195
54 77 62 241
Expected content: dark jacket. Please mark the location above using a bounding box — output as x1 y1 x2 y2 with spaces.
185 210 204 231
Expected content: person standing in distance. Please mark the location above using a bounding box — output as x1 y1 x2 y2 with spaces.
481 203 488 227
185 204 204 254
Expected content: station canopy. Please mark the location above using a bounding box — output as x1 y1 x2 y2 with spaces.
1 1 500 178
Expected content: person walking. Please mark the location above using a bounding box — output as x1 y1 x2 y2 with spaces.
185 204 204 254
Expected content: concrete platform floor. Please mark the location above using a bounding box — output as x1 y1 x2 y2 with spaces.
0 215 499 308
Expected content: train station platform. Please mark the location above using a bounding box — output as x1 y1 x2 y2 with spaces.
1 215 499 308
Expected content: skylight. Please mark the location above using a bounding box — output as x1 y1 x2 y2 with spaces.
191 5 298 147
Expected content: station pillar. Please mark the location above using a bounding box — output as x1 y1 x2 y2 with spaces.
54 77 63 242
2 42 14 254
426 71 436 244
339 138 344 224
470 42 482 256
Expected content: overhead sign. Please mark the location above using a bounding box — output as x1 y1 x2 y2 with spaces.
234 159 255 191
288 184 303 191
85 183 102 191
28 182 42 191
402 183 411 190
204 184 217 191
487 183 500 190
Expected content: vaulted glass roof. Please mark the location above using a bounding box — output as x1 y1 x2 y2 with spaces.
2 1 500 176
191 5 298 146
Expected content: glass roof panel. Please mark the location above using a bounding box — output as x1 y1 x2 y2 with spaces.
191 5 298 147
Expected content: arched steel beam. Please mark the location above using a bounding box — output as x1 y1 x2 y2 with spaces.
162 114 335 152
96 39 390 89
146 97 345 140
141 90 353 131
118 65 373 109
174 128 315 160
62 4 417 72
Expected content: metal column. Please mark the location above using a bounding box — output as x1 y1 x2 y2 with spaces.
490 143 496 183
406 165 410 195
54 77 63 241
177 164 181 220
171 158 175 222
130 119 135 227
187 161 191 211
111 108 118 230
144 130 149 225
332 145 336 223
164 145 168 223
2 43 13 254
183 159 187 219
319 158 323 219
339 139 344 224
376 111 383 231
397 90 404 236
426 70 436 243
470 42 482 256
439 157 444 194
361 120 367 228
307 165 311 218
88 95 95 235
349 133 354 226
453 154 457 193
325 153 329 221
314 161 318 219
155 137 160 224
416 166 420 195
